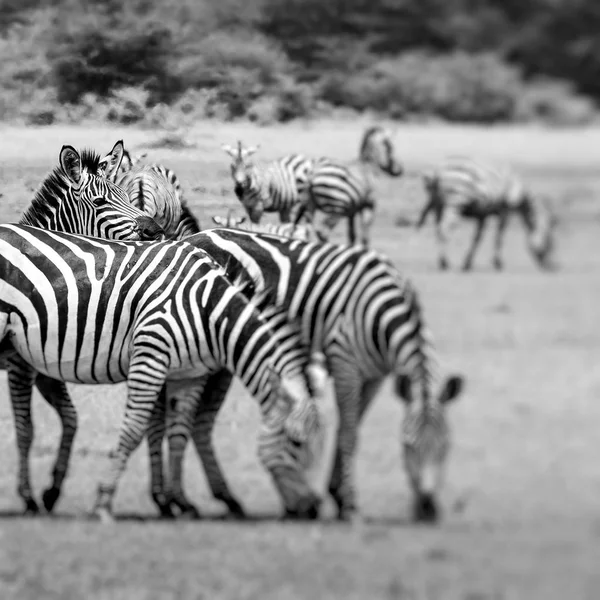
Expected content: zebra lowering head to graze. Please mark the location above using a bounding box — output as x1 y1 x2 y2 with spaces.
359 125 404 177
292 160 377 248
145 229 464 523
222 141 315 224
211 210 318 242
5 141 164 515
1 224 322 521
415 156 558 271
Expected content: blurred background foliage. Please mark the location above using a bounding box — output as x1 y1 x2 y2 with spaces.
1 0 599 126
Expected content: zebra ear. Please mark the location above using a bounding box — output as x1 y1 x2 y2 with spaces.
242 145 259 158
394 374 413 404
60 145 83 186
99 140 125 179
212 216 225 225
222 144 237 158
439 375 464 404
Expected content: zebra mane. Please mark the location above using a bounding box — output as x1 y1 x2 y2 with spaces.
21 149 104 226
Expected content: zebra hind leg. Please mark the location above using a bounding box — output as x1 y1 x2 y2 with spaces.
35 375 78 513
8 357 40 515
190 371 247 519
462 217 487 271
145 387 177 518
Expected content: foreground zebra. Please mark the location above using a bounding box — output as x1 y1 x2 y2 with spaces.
211 212 318 242
222 141 316 223
5 141 164 514
359 125 404 177
416 156 557 271
2 224 323 520
147 230 464 522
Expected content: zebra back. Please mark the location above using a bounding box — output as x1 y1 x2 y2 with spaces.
211 212 318 242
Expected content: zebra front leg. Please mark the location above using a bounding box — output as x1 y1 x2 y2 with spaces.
462 217 487 271
145 386 175 518
347 215 356 245
93 352 168 523
356 206 375 248
434 208 459 271
492 213 509 270
190 371 246 518
35 375 78 513
8 357 39 515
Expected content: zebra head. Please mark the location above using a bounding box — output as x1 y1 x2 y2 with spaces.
222 141 260 199
396 373 464 523
359 126 404 177
521 192 558 270
115 148 149 181
20 141 163 241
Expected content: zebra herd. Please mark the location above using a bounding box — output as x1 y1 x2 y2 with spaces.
0 125 556 526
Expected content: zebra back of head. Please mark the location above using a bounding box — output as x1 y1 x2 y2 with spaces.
20 141 162 241
359 125 403 177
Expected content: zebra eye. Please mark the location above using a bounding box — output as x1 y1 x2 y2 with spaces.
91 196 106 207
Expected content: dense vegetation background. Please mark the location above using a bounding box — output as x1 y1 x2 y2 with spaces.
2 0 599 126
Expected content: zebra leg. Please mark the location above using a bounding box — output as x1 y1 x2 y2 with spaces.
8 358 39 514
165 378 211 520
462 217 487 271
347 215 356 245
356 207 375 248
279 207 291 223
93 352 168 522
434 207 459 270
492 213 509 270
35 375 78 513
327 369 379 522
145 386 175 518
190 371 246 518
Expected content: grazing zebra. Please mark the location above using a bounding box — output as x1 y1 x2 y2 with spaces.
147 229 464 522
2 224 322 521
211 212 318 242
293 161 376 247
5 141 164 515
416 156 557 271
222 141 316 224
359 125 404 177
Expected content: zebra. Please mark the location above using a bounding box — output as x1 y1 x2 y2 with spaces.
416 156 558 271
211 211 318 242
359 125 404 177
222 141 316 224
5 141 164 515
146 229 464 522
1 224 323 521
292 160 377 247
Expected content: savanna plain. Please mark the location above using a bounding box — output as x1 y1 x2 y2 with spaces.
0 120 599 599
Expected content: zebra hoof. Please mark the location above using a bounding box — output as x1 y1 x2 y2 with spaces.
214 492 246 519
461 261 473 272
42 487 61 513
438 258 449 271
493 259 503 271
170 499 201 520
413 494 439 524
23 497 40 516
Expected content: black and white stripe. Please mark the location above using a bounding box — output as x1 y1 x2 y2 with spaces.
359 125 404 177
416 156 557 271
3 225 322 520
223 141 316 224
149 230 464 522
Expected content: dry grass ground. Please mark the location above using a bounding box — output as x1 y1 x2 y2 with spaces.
0 119 599 599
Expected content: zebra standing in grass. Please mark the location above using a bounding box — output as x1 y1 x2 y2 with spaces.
2 224 323 521
292 160 377 247
6 141 164 514
359 125 404 177
416 156 557 271
145 230 464 522
211 211 318 242
222 141 318 224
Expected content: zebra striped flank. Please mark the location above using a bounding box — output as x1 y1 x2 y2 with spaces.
2 224 322 520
